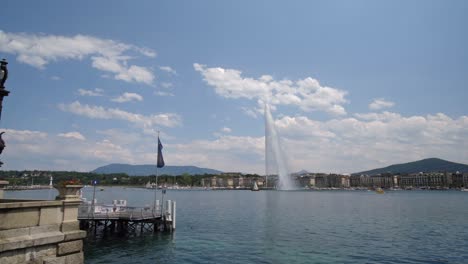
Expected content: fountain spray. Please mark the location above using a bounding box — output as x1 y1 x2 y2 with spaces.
264 102 296 190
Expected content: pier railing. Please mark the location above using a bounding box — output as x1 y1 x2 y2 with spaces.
78 204 163 221
78 200 176 233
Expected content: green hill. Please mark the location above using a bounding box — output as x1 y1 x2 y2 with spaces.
92 164 223 176
354 158 468 176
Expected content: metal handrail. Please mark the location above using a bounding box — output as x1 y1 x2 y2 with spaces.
78 204 163 220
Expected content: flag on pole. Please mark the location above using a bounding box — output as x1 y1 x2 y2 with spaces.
157 137 165 168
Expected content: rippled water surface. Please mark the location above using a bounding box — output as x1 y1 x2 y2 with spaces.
6 188 468 263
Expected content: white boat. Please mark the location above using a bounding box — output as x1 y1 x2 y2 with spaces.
251 181 259 191
461 188 468 192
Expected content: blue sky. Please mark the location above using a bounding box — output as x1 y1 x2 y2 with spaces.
0 0 467 174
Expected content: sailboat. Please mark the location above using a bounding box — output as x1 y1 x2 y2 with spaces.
145 181 152 189
251 181 259 191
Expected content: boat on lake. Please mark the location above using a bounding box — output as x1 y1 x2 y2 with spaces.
251 181 259 191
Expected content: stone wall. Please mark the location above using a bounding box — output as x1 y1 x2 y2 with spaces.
0 189 86 264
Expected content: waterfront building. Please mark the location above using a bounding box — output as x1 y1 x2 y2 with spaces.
314 174 328 188
372 174 395 188
201 178 210 187
226 178 234 188
233 177 244 188
350 175 373 188
393 175 399 187
297 174 315 188
349 175 362 187
210 177 217 187
399 172 452 189
243 177 253 188
451 172 464 188
341 175 350 188
216 177 225 188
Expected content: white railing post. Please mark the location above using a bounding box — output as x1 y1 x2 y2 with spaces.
171 201 176 230
165 200 172 221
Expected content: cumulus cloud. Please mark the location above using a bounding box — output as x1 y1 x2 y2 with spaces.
58 101 182 128
111 92 143 103
2 128 137 171
0 30 156 85
194 63 348 115
3 110 467 173
1 128 265 173
274 113 468 173
78 88 104 97
159 66 176 75
58 132 86 141
369 98 395 110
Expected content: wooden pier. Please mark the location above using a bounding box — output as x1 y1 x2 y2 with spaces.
78 200 176 235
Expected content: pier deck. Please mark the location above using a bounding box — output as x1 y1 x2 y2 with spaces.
78 200 176 235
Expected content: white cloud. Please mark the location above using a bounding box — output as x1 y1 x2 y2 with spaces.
241 107 260 119
78 88 104 97
369 98 395 110
221 127 232 133
273 113 468 173
194 63 348 115
0 30 156 85
58 101 182 128
155 91 174 97
2 129 48 142
169 135 265 173
3 111 467 174
111 92 143 103
58 132 86 141
50 76 61 81
160 82 173 89
213 126 233 137
159 66 176 75
1 128 137 171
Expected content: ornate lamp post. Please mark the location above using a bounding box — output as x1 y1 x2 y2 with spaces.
0 58 10 167
0 59 10 119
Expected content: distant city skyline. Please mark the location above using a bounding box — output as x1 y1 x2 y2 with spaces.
0 1 467 174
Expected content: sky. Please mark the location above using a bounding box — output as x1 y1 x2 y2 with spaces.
0 0 467 174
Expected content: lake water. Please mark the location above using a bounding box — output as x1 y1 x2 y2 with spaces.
5 188 468 264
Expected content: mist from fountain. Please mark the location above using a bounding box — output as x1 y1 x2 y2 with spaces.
264 103 296 190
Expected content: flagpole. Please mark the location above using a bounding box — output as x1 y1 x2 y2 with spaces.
154 166 158 213
154 131 160 213
155 131 165 217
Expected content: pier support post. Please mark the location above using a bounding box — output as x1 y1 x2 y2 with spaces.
171 201 176 230
165 200 172 221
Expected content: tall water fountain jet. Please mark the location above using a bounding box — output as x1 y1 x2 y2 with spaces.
264 103 296 190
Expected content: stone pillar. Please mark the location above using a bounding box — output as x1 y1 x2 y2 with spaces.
48 185 86 264
0 180 8 199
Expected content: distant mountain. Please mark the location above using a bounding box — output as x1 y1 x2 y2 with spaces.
292 170 310 175
92 164 223 176
354 158 468 176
